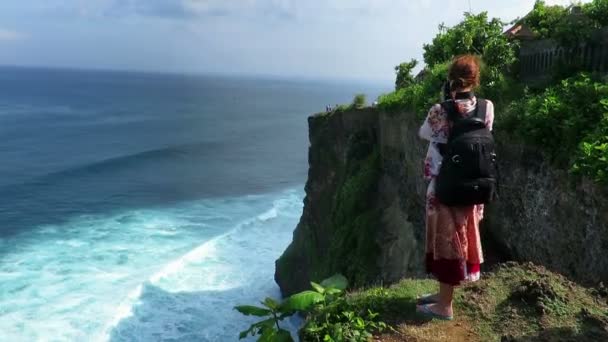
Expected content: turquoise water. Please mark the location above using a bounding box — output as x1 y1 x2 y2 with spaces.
0 67 387 341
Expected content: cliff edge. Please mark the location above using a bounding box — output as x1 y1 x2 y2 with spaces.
275 107 608 296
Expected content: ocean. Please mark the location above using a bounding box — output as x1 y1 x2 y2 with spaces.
0 66 387 341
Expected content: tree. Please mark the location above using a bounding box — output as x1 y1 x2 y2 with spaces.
421 11 518 99
352 94 367 109
394 59 418 90
422 12 517 72
523 0 569 39
523 0 608 44
583 0 608 27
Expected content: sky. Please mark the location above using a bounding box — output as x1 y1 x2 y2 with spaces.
0 0 587 82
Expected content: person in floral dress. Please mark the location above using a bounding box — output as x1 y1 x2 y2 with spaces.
415 55 495 320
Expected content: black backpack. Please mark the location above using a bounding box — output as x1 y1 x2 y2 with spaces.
435 98 498 206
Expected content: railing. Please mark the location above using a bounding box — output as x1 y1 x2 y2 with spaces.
519 27 608 81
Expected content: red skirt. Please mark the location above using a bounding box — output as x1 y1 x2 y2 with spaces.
426 253 481 286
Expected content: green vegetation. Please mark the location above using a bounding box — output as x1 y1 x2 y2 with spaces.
456 262 608 341
523 0 608 45
423 11 518 91
275 109 381 298
584 0 608 26
301 301 389 341
307 263 608 341
352 94 367 109
236 297 294 342
523 0 608 79
377 0 608 183
378 12 518 118
521 1 569 39
236 275 389 342
500 74 608 181
377 62 449 118
394 59 418 90
573 122 608 183
328 149 381 287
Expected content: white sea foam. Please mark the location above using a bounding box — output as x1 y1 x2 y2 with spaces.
0 187 303 342
149 236 220 284
105 189 304 341
258 207 278 221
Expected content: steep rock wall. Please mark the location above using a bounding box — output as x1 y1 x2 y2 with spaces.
485 137 608 285
275 108 608 296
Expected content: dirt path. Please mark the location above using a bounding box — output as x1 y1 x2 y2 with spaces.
376 319 481 342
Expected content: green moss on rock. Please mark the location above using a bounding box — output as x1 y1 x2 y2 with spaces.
303 262 608 342
275 108 383 296
328 150 381 286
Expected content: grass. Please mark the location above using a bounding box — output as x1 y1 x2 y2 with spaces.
305 262 608 341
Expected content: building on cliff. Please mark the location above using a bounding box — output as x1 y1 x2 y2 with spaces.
507 6 608 82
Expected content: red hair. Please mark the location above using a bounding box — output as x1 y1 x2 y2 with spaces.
448 55 481 91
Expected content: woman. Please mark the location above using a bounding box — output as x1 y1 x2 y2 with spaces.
415 54 494 320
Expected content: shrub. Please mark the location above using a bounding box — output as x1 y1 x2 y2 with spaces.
301 305 388 342
394 59 418 90
352 94 367 109
376 84 423 114
503 73 608 180
377 62 448 117
235 275 388 341
379 12 519 117
583 0 608 26
523 1 569 39
381 5 608 184
525 0 608 47
572 109 608 183
422 12 517 76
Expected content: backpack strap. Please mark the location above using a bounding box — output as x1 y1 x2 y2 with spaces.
475 98 488 123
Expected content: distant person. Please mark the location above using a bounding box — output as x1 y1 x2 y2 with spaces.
416 54 497 320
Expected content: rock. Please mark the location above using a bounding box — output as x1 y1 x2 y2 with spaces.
274 107 608 296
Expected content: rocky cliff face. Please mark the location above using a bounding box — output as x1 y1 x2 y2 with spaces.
485 137 608 285
275 108 608 296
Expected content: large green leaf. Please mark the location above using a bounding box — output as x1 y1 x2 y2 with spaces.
258 328 294 342
238 328 252 340
274 329 294 342
234 305 272 317
258 327 276 342
238 318 275 339
320 274 348 290
310 282 325 294
252 318 276 330
281 291 324 311
263 297 280 310
325 288 343 296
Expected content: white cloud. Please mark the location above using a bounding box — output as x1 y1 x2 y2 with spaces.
79 0 592 23
0 28 25 41
105 0 426 19
110 0 269 18
0 0 596 80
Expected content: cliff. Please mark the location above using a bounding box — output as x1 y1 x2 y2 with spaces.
275 107 608 296
304 262 608 342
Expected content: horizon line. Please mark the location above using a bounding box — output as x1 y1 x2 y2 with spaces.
0 63 394 86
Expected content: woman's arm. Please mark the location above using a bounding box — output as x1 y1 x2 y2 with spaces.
419 104 449 144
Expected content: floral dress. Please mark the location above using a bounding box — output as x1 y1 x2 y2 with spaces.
418 97 495 286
